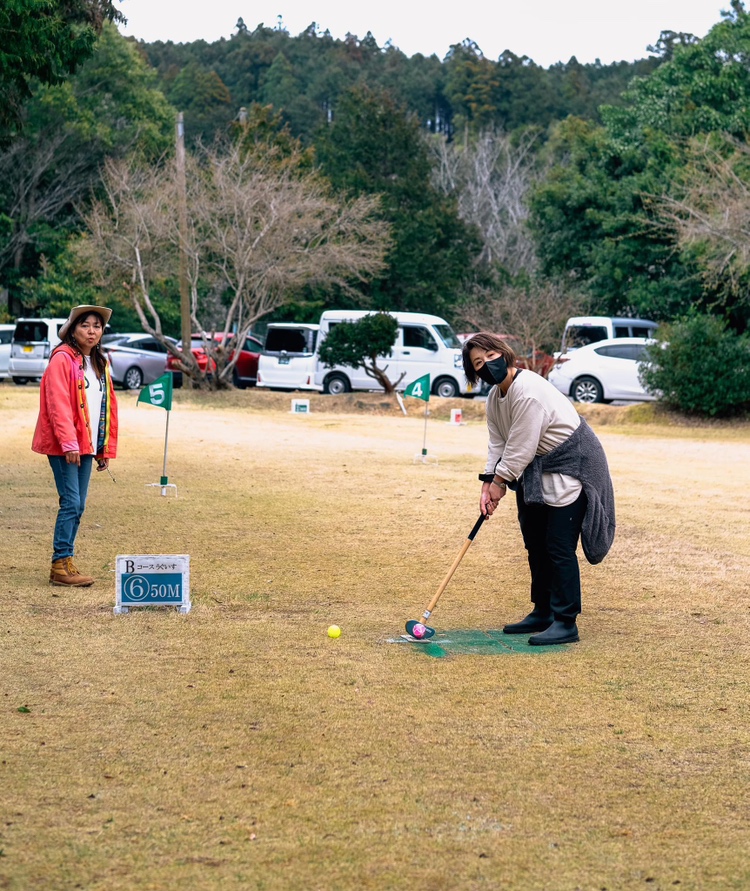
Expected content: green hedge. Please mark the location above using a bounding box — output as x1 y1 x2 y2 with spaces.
641 314 750 417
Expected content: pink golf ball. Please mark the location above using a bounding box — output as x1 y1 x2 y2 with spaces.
412 623 427 639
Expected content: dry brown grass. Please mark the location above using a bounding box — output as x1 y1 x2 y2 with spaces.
2 385 750 891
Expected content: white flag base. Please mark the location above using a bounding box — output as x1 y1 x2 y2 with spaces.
146 481 178 498
413 452 438 465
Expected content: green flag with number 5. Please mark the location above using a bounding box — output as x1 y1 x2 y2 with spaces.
404 373 430 402
137 372 173 411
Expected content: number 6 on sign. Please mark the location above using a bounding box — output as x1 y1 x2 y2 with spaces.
114 554 190 614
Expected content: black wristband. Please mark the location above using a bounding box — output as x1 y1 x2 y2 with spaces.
478 473 495 483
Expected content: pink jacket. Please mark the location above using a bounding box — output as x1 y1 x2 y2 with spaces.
32 344 118 458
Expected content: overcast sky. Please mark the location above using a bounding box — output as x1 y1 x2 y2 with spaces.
118 0 726 66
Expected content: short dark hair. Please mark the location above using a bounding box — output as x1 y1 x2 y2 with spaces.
462 332 517 384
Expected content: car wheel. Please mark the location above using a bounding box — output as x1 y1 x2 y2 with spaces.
123 366 144 390
232 369 247 390
572 376 604 403
323 373 350 395
433 377 459 398
12 377 28 385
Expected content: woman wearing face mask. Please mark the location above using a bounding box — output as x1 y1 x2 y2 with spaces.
463 332 615 644
32 305 118 587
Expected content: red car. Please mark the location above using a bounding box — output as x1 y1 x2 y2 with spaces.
498 334 555 379
166 333 264 389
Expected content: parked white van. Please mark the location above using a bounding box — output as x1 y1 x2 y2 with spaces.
560 316 658 355
257 322 320 391
0 324 15 380
257 311 475 397
8 317 67 384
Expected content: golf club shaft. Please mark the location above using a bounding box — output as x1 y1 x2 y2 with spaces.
422 514 486 619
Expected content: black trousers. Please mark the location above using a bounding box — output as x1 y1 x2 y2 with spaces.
515 482 587 622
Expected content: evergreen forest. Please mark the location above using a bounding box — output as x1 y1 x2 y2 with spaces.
3 0 750 360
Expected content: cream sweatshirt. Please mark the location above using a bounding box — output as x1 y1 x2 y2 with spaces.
485 370 583 507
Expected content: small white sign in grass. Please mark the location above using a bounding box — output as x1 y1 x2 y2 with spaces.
114 555 191 614
291 399 311 414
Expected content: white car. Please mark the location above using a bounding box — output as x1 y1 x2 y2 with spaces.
8 317 67 384
0 324 15 379
548 337 657 404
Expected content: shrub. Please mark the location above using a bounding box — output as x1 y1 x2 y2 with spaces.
641 314 750 417
317 312 402 392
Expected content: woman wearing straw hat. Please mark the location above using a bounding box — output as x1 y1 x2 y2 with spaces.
32 305 119 586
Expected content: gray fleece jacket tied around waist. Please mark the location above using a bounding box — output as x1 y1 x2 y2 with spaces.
512 417 616 565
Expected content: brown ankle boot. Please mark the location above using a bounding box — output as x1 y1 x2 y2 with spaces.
50 558 95 587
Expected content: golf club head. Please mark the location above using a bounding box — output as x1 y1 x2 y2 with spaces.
405 620 435 640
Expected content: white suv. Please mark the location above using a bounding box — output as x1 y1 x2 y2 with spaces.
0 324 16 380
8 318 67 384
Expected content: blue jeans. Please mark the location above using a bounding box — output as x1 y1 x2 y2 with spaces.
48 455 94 561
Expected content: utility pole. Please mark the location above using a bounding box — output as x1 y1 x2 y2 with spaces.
175 112 192 378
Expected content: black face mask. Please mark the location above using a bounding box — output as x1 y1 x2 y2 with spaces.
476 356 508 386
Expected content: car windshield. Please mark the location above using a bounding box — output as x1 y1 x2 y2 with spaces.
13 321 50 342
434 324 462 349
265 328 313 353
566 326 609 349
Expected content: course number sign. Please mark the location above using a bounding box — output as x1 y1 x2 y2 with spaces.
114 554 191 614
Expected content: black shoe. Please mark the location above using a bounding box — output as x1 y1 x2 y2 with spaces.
528 620 579 646
503 611 554 634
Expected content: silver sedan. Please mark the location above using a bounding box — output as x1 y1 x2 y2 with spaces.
102 334 177 390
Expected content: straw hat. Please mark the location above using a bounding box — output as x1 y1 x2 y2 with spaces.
59 304 113 340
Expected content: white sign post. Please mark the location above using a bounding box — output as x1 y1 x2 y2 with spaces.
114 554 191 614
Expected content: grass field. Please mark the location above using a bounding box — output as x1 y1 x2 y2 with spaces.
2 386 750 891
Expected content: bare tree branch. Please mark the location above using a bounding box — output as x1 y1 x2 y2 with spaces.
455 280 586 368
652 137 750 303
77 144 391 389
0 128 92 271
429 128 539 275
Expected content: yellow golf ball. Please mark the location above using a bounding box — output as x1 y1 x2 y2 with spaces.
327 625 341 639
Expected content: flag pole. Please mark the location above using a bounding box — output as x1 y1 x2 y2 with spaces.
140 372 178 497
160 409 171 495
404 373 436 464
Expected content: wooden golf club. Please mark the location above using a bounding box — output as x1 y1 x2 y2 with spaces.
405 513 487 639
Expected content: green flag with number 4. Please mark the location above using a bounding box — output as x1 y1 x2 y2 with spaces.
137 372 173 411
404 373 430 402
